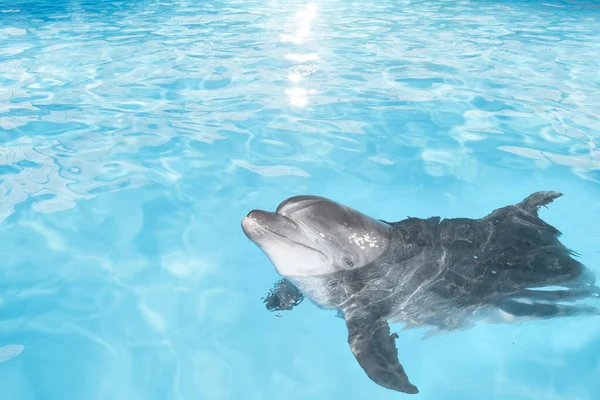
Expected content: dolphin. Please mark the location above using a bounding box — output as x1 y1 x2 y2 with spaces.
241 191 598 394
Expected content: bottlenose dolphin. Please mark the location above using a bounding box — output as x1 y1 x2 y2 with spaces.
241 191 598 394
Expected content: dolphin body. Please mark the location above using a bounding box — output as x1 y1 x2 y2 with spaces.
241 191 598 394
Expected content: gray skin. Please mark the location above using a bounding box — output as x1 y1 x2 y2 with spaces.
241 191 599 394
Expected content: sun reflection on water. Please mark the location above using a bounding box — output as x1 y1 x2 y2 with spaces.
281 3 319 108
280 3 317 45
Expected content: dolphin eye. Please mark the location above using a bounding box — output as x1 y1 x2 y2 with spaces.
343 258 355 268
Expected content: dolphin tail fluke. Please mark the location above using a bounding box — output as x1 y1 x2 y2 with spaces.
346 317 418 394
518 191 563 214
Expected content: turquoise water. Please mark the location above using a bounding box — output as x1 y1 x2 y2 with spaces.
1 0 599 398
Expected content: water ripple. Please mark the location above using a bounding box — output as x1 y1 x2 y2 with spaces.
1 0 600 398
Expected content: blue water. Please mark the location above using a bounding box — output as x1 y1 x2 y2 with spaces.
1 0 599 398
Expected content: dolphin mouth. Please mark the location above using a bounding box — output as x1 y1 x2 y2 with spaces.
241 212 328 258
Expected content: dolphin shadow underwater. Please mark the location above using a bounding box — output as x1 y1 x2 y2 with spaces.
241 191 599 394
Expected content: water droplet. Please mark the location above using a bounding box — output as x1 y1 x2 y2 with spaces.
491 270 497 274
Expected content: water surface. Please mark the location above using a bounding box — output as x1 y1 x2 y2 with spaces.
1 0 599 398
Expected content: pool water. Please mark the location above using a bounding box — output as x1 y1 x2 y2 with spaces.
1 0 599 398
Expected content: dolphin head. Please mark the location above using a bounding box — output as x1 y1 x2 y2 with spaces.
241 195 391 278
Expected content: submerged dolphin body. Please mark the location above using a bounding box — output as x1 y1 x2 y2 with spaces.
241 192 598 394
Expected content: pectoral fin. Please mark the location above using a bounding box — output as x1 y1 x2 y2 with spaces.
263 278 304 313
346 317 418 394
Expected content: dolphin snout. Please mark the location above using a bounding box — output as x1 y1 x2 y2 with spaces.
242 210 265 236
242 210 277 234
242 209 299 239
244 210 273 224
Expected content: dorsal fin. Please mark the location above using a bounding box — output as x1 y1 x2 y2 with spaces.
517 191 563 214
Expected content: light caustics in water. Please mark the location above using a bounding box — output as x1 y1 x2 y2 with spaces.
281 3 319 107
